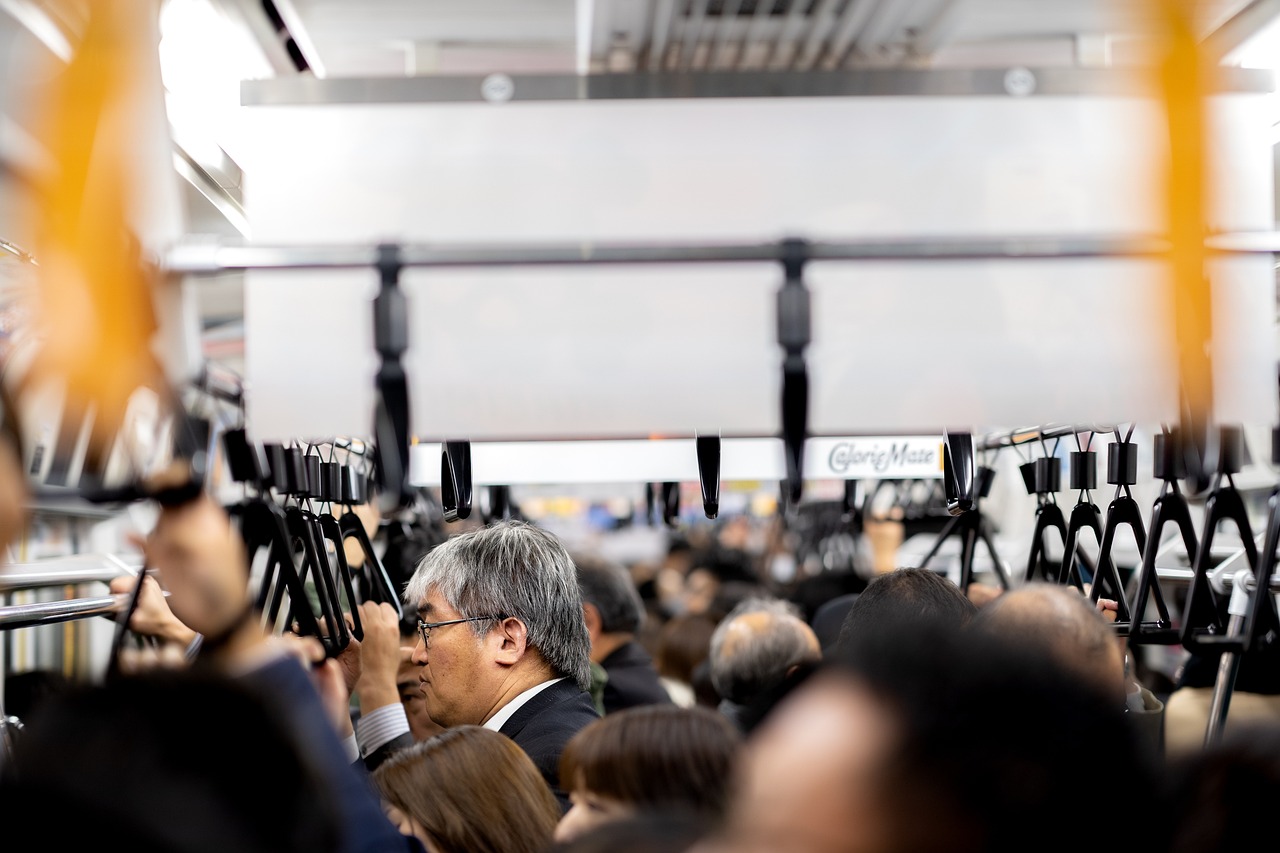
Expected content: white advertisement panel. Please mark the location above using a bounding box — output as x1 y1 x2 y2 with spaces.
242 94 1275 443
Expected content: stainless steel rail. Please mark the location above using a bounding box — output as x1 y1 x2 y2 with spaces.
0 554 142 592
0 593 130 631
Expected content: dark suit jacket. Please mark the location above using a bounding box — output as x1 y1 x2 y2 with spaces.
498 678 600 811
239 656 425 853
600 641 674 714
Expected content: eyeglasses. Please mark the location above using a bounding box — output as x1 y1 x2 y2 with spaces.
416 615 504 649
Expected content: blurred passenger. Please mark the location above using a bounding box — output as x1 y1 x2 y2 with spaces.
554 705 741 845
708 621 1155 853
969 581 1165 763
809 592 859 654
373 725 560 853
833 566 976 657
575 553 673 713
655 613 717 708
1158 721 1280 853
1 669 71 727
0 668 346 853
786 568 868 625
707 597 821 734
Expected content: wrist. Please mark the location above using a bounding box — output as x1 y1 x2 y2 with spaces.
355 677 400 712
162 621 199 649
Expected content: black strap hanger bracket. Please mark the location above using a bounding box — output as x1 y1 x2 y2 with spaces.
696 433 721 520
373 243 412 509
777 238 810 511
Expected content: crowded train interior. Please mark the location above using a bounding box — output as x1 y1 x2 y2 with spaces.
2 2 1280 852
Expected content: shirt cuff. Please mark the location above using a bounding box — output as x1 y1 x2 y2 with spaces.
340 732 360 764
356 703 411 757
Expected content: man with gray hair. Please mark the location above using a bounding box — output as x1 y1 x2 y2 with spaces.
709 596 822 734
575 553 673 713
360 520 597 809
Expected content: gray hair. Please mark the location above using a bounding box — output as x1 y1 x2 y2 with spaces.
403 520 592 691
574 553 644 635
708 597 819 705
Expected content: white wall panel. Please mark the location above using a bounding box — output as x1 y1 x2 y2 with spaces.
243 94 1275 443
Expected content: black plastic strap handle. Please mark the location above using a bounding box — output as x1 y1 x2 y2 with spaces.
373 243 411 507
777 238 810 508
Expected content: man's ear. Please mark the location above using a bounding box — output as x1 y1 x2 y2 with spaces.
582 602 603 642
490 617 530 666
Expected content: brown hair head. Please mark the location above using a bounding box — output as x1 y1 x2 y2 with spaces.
373 725 560 853
559 705 741 820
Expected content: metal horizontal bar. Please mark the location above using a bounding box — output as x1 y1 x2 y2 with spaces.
0 554 141 592
1156 566 1280 593
0 594 128 631
978 423 1120 451
165 235 1197 275
241 67 1275 106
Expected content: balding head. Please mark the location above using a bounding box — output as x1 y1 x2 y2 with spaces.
970 582 1126 703
709 598 821 706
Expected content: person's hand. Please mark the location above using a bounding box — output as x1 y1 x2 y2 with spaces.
108 573 198 649
1095 597 1120 623
263 633 353 737
332 614 363 696
354 601 402 712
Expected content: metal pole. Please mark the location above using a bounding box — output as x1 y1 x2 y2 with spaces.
0 554 141 593
0 594 131 631
1203 567 1255 747
977 424 1121 452
1154 567 1280 591
164 235 1184 275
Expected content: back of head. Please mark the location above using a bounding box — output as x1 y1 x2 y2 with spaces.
834 567 975 657
575 553 645 635
709 597 821 708
969 582 1126 704
560 704 741 820
0 669 340 853
405 519 592 690
374 725 561 853
831 622 1151 853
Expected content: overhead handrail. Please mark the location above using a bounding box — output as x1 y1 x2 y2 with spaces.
163 232 1280 276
